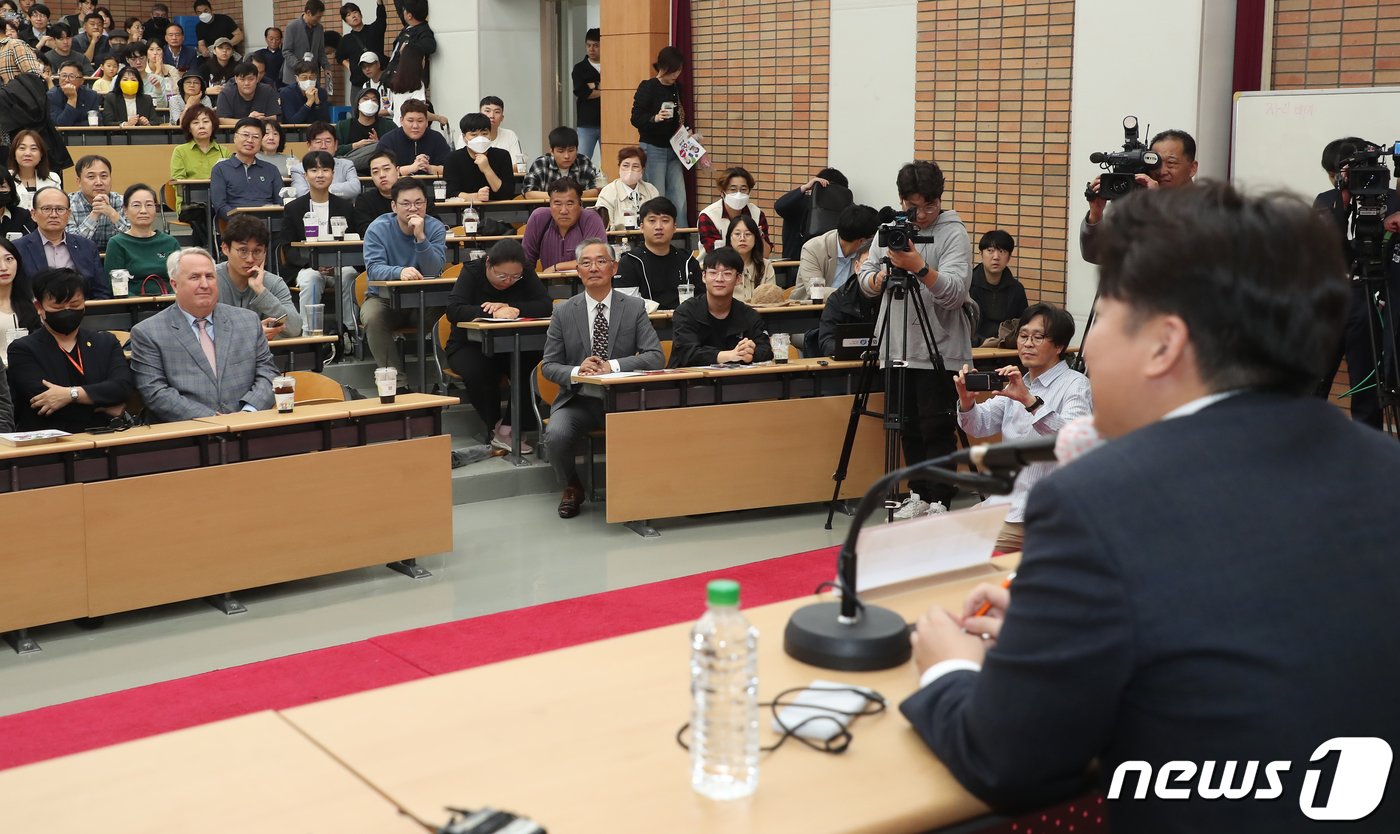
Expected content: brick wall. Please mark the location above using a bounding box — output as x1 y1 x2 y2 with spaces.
690 0 831 251
915 0 1075 306
1271 0 1400 89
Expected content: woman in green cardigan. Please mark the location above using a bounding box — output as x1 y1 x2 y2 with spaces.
169 103 228 245
104 184 181 296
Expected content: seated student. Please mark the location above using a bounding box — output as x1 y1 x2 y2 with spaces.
167 71 213 125
20 4 50 49
200 36 237 96
361 178 446 380
355 52 389 110
281 150 355 312
794 203 879 299
46 58 101 125
288 122 360 201
337 87 395 171
969 229 1028 348
216 215 301 340
66 154 129 253
445 239 551 451
592 146 658 230
91 52 120 94
257 119 292 175
479 95 524 164
103 183 179 296
106 28 130 56
215 61 280 126
169 104 226 243
376 98 449 177
697 166 772 252
352 148 401 235
0 237 41 366
521 177 605 273
7 130 64 213
774 167 850 261
541 239 663 518
443 112 515 203
669 246 773 367
6 267 133 432
17 187 107 299
522 126 605 199
129 247 277 420
100 64 155 126
42 24 92 76
209 118 281 222
73 12 107 63
814 253 880 357
279 59 329 124
616 196 700 310
142 37 180 102
0 170 37 239
725 214 775 304
161 21 197 74
952 302 1090 553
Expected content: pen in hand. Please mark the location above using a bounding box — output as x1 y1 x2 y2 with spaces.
972 571 1016 618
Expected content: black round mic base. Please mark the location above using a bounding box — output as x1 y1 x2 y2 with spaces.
783 601 912 672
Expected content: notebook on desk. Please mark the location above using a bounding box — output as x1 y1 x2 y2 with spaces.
831 321 876 361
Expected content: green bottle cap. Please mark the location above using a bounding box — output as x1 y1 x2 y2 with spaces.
706 579 740 607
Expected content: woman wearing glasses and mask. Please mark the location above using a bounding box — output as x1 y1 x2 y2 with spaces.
6 267 133 432
952 303 1092 554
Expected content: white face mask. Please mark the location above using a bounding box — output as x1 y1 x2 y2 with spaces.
198 12 213 23
723 192 750 211
466 136 492 154
620 168 643 188
298 78 316 91
358 99 378 116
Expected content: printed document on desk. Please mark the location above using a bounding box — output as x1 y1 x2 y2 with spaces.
856 504 1008 591
572 371 647 381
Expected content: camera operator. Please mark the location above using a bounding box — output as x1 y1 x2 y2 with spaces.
1311 136 1400 429
1080 129 1198 263
857 160 972 518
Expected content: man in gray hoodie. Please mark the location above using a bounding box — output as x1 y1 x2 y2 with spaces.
857 160 972 517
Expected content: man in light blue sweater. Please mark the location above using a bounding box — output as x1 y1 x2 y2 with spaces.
361 177 446 378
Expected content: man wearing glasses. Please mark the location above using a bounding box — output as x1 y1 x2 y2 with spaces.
952 303 1091 554
210 118 281 222
361 177 446 382
17 187 107 299
540 239 663 518
856 160 972 519
46 58 101 126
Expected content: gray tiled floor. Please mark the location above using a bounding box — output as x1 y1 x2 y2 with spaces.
0 494 855 718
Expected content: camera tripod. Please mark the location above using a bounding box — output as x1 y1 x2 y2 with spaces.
825 260 959 529
1348 250 1400 440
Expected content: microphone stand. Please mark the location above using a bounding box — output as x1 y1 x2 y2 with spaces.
785 454 1021 671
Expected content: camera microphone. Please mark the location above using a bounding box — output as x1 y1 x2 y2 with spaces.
1089 152 1110 164
877 206 900 223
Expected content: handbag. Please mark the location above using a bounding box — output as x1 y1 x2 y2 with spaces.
803 182 854 239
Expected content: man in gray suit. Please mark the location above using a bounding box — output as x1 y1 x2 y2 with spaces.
542 239 664 518
129 247 278 422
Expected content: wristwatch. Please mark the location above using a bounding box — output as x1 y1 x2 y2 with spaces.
1024 396 1043 413
914 264 930 280
69 386 79 401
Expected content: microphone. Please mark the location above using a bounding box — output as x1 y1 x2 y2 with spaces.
1089 151 1109 164
876 205 900 223
951 435 1059 471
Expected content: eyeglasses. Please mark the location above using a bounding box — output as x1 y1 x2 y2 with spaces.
577 258 612 269
491 270 524 282
234 132 261 141
35 206 68 215
231 247 266 260
1017 330 1049 346
704 268 738 280
904 202 938 217
396 200 426 209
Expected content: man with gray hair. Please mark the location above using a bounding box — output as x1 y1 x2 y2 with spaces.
129 246 277 421
540 238 663 518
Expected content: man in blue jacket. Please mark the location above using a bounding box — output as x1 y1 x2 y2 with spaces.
17 187 107 299
46 59 101 126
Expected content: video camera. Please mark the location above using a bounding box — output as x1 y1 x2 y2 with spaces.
1335 140 1400 282
1086 115 1161 202
875 207 935 253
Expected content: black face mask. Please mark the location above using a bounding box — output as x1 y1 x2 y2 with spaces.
44 307 83 335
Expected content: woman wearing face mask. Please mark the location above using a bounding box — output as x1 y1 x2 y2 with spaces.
336 88 396 171
7 131 64 211
698 166 772 252
104 184 180 296
102 65 156 126
444 112 516 204
5 267 133 432
0 236 39 368
724 214 776 304
167 72 213 125
593 146 659 231
0 169 37 239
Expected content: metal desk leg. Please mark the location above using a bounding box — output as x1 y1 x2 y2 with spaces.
387 558 432 579
206 592 247 615
506 332 526 467
2 629 40 654
624 520 661 538
416 287 428 392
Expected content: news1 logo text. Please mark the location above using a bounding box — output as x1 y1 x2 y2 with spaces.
1108 738 1393 820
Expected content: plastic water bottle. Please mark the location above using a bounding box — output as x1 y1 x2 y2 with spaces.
463 202 479 235
690 579 759 800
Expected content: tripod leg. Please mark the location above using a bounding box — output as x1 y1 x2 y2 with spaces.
826 350 881 529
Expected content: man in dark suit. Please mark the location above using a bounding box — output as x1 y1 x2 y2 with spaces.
46 58 102 126
541 238 663 518
17 187 108 299
900 181 1400 831
129 247 277 421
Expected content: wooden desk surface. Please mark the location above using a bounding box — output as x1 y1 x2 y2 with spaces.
228 205 284 215
288 238 365 248
283 563 1009 833
86 294 175 308
0 435 95 460
367 277 457 288
0 711 427 834
537 270 579 280
193 401 352 430
572 368 709 386
271 334 341 348
457 317 551 331
66 420 225 449
339 392 460 417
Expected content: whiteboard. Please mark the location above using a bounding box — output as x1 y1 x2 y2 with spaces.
1231 87 1400 201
